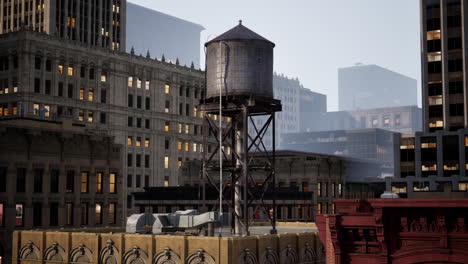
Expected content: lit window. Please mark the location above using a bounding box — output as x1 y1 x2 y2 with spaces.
128 77 133 87
164 179 169 187
421 142 437 148
444 164 458 171
0 203 3 226
429 120 444 128
317 203 322 214
178 141 182 151
80 86 85 100
428 52 442 62
428 96 442 105
127 136 133 146
81 172 89 193
165 101 170 113
101 72 107 82
185 142 190 152
427 30 441 40
12 103 17 115
79 110 84 121
332 203 336 214
383 117 390 127
317 182 322 197
88 88 94 101
145 138 150 148
421 164 437 171
193 143 197 152
137 78 142 89
68 65 74 76
165 84 171 94
465 136 468 147
164 157 169 169
95 203 102 224
200 144 204 153
96 172 103 193
71 18 76 28
194 107 198 117
178 159 182 168
0 105 7 116
88 111 94 122
145 80 150 90
44 105 50 117
372 118 378 127
33 104 40 115
178 123 183 133
58 64 64 74
136 137 141 147
165 121 170 132
109 173 116 193
459 182 468 191
185 124 190 134
392 184 407 194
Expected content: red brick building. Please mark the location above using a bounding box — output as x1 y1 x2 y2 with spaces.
316 199 468 264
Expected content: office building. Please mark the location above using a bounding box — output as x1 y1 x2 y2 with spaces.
338 64 417 111
0 0 126 51
282 129 397 178
0 117 122 261
391 0 468 197
251 73 327 149
304 106 422 134
126 3 204 68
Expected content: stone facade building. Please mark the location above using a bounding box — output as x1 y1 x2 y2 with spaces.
0 117 123 262
0 28 206 209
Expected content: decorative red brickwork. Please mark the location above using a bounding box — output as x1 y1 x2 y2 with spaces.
316 199 468 264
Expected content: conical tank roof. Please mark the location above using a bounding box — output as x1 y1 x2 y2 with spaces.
205 20 275 47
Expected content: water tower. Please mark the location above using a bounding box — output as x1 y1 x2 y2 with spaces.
200 21 282 235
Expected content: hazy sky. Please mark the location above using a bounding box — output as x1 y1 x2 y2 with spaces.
129 0 421 111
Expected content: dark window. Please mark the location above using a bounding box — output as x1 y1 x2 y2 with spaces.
46 59 51 72
34 78 40 93
145 119 150 129
136 175 141 188
80 66 86 78
427 40 441 52
128 94 133 107
58 82 64 96
136 96 142 108
101 89 107 103
89 68 95 80
127 174 132 188
449 103 464 117
81 203 88 225
448 59 463 72
16 168 26 193
0 167 6 192
179 86 184 96
45 80 51 95
137 118 142 128
428 61 442 74
136 154 141 167
145 175 149 187
128 116 133 127
68 84 74 98
127 153 133 167
50 169 59 193
186 88 190 97
426 18 440 31
145 155 150 168
179 103 183 115
100 112 106 124
447 15 461 28
35 56 41 70
34 169 43 193
145 97 150 110
449 81 463 94
429 105 443 118
165 140 170 149
448 37 462 50
428 82 442 96
66 170 75 193
33 203 42 227
49 203 59 226
186 104 190 116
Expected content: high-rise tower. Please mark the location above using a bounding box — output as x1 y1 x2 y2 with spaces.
0 0 126 51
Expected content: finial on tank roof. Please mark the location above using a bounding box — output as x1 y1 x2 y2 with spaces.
239 19 242 25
